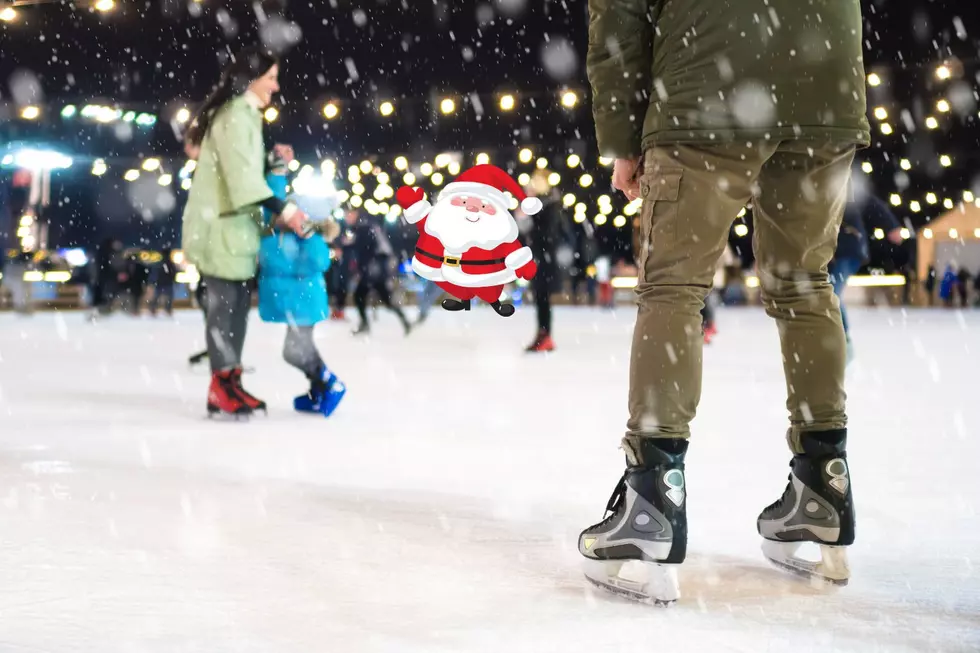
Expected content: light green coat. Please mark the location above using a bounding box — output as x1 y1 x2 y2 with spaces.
181 95 273 281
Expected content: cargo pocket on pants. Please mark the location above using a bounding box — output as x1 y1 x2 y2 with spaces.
636 167 683 279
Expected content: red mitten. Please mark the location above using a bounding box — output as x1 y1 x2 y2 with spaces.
516 260 538 280
397 186 426 210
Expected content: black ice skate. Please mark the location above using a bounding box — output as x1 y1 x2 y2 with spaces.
579 438 687 605
758 429 854 586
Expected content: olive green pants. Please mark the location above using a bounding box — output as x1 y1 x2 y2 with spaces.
628 141 855 455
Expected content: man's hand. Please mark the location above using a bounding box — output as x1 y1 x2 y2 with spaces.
887 227 905 245
281 208 310 237
613 158 643 201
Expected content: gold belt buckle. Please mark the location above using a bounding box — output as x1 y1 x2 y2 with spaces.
444 256 461 267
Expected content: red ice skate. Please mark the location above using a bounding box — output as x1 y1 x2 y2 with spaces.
207 370 252 418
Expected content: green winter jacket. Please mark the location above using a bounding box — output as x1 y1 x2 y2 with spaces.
587 0 872 157
181 95 274 281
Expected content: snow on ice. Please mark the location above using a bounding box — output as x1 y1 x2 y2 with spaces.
0 306 977 651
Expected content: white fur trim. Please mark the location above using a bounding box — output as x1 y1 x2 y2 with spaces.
505 247 533 269
521 197 543 215
442 266 516 288
439 182 509 210
411 257 444 282
404 200 431 224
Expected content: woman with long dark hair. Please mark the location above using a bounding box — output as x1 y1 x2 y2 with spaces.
182 46 309 418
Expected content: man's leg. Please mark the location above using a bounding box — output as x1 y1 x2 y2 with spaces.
353 276 370 327
579 142 771 602
753 142 855 584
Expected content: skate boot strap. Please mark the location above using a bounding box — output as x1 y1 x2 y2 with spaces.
623 437 689 468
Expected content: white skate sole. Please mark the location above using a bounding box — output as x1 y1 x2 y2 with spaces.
583 558 680 605
761 539 850 586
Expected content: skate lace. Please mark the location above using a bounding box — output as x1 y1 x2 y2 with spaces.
763 463 794 513
593 472 629 529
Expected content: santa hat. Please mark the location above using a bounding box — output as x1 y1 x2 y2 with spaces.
438 164 543 216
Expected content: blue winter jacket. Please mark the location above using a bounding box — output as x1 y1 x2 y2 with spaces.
257 172 331 326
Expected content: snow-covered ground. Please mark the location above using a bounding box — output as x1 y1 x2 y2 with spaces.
0 306 977 652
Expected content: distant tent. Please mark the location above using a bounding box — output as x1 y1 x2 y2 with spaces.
916 201 980 284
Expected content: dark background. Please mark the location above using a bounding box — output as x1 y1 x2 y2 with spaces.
1 0 978 268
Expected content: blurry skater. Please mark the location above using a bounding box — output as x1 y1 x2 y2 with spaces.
524 170 562 352
181 46 310 418
830 193 902 363
150 248 177 317
578 0 867 602
345 209 411 336
257 150 347 416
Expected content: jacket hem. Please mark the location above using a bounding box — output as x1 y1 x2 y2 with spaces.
642 127 872 150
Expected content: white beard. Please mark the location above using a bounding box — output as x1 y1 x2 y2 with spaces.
423 200 519 253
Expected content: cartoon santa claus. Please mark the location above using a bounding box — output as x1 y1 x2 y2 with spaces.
396 164 541 317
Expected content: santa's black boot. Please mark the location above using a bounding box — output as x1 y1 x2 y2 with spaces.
442 298 471 312
490 301 516 317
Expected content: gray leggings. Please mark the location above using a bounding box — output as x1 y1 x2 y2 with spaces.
283 325 324 379
204 276 252 373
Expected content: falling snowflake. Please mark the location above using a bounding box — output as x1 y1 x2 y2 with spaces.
540 37 578 80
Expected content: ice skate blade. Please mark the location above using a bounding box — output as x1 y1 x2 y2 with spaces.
761 540 850 586
582 558 680 606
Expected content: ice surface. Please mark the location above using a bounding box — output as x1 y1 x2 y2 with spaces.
0 306 977 652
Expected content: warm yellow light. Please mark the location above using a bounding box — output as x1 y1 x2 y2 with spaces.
394 156 408 171
598 194 611 206
563 193 576 207
447 161 461 175
431 172 445 186
899 227 911 239
861 161 873 173
936 65 951 80
435 153 452 168
440 98 456 115
19 214 33 228
594 215 607 226
380 101 394 117
949 228 959 239
974 228 980 239
926 192 937 204
567 154 581 168
880 123 893 135
937 99 950 113
579 173 593 188
519 148 533 164
359 160 373 174
536 157 548 169
92 159 107 176
323 102 339 120
900 159 911 170
598 156 613 166
124 169 140 182
287 159 300 172
142 158 161 172
0 7 17 21
547 172 561 186
943 198 954 210
574 203 586 214
873 107 887 120
263 107 278 122
175 107 191 124
598 203 612 215
573 213 586 224
909 200 921 212
403 172 416 186
94 0 115 12
734 223 749 237
873 228 885 240
20 106 40 120
923 228 933 239
499 94 516 111
561 91 578 108
321 159 337 175
939 155 952 167
613 215 627 228
420 163 433 177
737 207 747 218
181 178 192 191
476 152 490 165
352 183 365 196
846 274 906 288
925 116 939 129
867 73 881 87
889 193 901 206
965 191 976 203
376 171 389 184
158 174 173 186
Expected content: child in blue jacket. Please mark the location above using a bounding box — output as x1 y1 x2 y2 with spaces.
258 152 346 416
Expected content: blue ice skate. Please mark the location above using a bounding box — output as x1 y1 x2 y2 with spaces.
294 367 346 417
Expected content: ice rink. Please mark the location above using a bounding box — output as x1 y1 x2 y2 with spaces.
0 305 977 652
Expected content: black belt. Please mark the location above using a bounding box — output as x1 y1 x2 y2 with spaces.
415 247 506 267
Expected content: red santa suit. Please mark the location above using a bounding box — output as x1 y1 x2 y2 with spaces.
396 165 541 307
